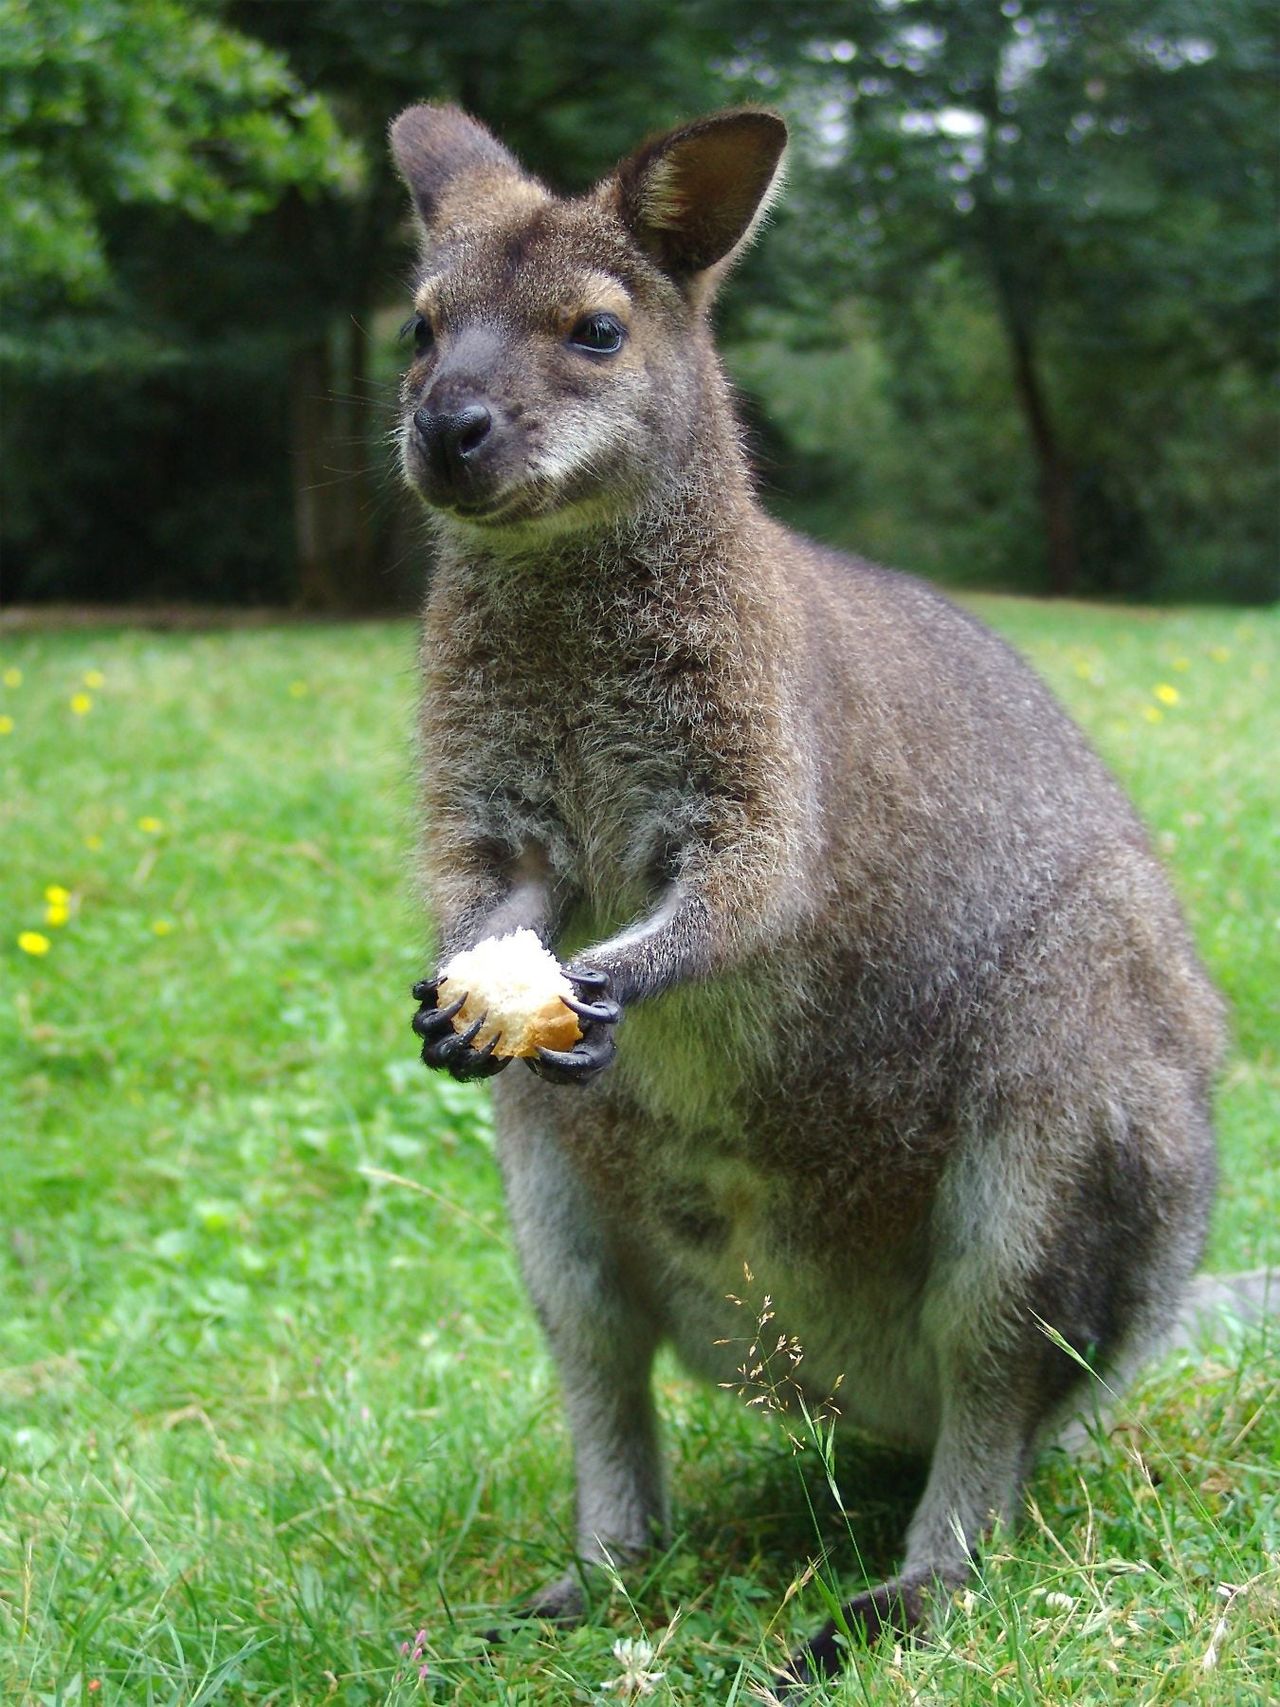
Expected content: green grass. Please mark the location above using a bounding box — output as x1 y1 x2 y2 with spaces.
1 602 1276 1706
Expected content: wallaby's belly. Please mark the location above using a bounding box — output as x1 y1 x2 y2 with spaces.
544 982 950 1452
525 941 958 1445
608 1131 944 1450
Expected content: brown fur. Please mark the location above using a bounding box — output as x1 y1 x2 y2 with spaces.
390 103 1235 1685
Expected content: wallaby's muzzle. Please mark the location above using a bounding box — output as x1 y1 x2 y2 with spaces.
412 399 495 505
406 319 517 515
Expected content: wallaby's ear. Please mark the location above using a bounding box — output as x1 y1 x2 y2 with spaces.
389 103 542 233
613 109 788 284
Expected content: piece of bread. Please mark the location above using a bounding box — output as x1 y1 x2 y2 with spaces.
436 929 582 1059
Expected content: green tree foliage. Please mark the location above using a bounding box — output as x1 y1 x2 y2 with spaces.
0 0 365 606
0 0 360 364
2 0 1275 607
741 0 1279 598
3 0 765 608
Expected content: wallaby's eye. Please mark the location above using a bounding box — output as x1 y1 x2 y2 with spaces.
568 313 626 357
399 313 434 356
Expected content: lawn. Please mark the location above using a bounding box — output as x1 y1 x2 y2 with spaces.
1 600 1276 1705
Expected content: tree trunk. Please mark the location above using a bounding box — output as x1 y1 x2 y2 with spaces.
970 108 1081 600
1003 311 1079 598
288 322 379 611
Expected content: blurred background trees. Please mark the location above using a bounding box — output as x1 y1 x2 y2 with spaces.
2 0 1276 610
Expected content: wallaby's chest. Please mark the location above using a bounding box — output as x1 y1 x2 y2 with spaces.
436 588 724 895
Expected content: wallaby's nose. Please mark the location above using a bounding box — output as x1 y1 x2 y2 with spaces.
413 402 493 488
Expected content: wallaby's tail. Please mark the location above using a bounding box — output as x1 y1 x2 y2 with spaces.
1165 1266 1278 1355
1053 1268 1276 1451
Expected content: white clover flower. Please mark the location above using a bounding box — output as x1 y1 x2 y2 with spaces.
600 1635 665 1698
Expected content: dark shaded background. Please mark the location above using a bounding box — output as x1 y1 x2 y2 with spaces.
2 0 1276 611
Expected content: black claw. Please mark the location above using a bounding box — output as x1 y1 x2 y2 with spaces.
413 963 619 1087
529 1029 617 1085
412 979 509 1081
421 1030 463 1068
567 965 610 992
562 993 620 1026
424 1026 470 1067
533 1045 584 1074
775 1641 824 1692
769 1663 806 1699
450 1039 509 1080
525 966 621 1084
456 1012 487 1048
423 1027 507 1079
776 1578 926 1690
411 990 465 1039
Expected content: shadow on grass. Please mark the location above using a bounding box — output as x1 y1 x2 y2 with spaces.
676 1426 926 1595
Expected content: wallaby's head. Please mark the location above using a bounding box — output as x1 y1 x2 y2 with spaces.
389 104 787 536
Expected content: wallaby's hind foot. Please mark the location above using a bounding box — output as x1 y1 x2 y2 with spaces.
478 1572 587 1655
775 1572 936 1692
521 1573 587 1626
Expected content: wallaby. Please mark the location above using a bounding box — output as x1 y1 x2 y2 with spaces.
389 103 1271 1686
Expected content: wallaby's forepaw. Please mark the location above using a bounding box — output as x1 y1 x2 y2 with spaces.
411 977 510 1081
527 967 620 1086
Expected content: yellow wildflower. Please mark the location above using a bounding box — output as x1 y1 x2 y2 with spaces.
1172 656 1190 672
83 669 105 689
1153 683 1180 706
84 833 104 851
45 885 70 906
2 667 21 688
45 902 70 927
1142 705 1164 724
137 816 164 834
152 919 175 936
18 931 51 956
70 692 93 716
0 715 13 736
